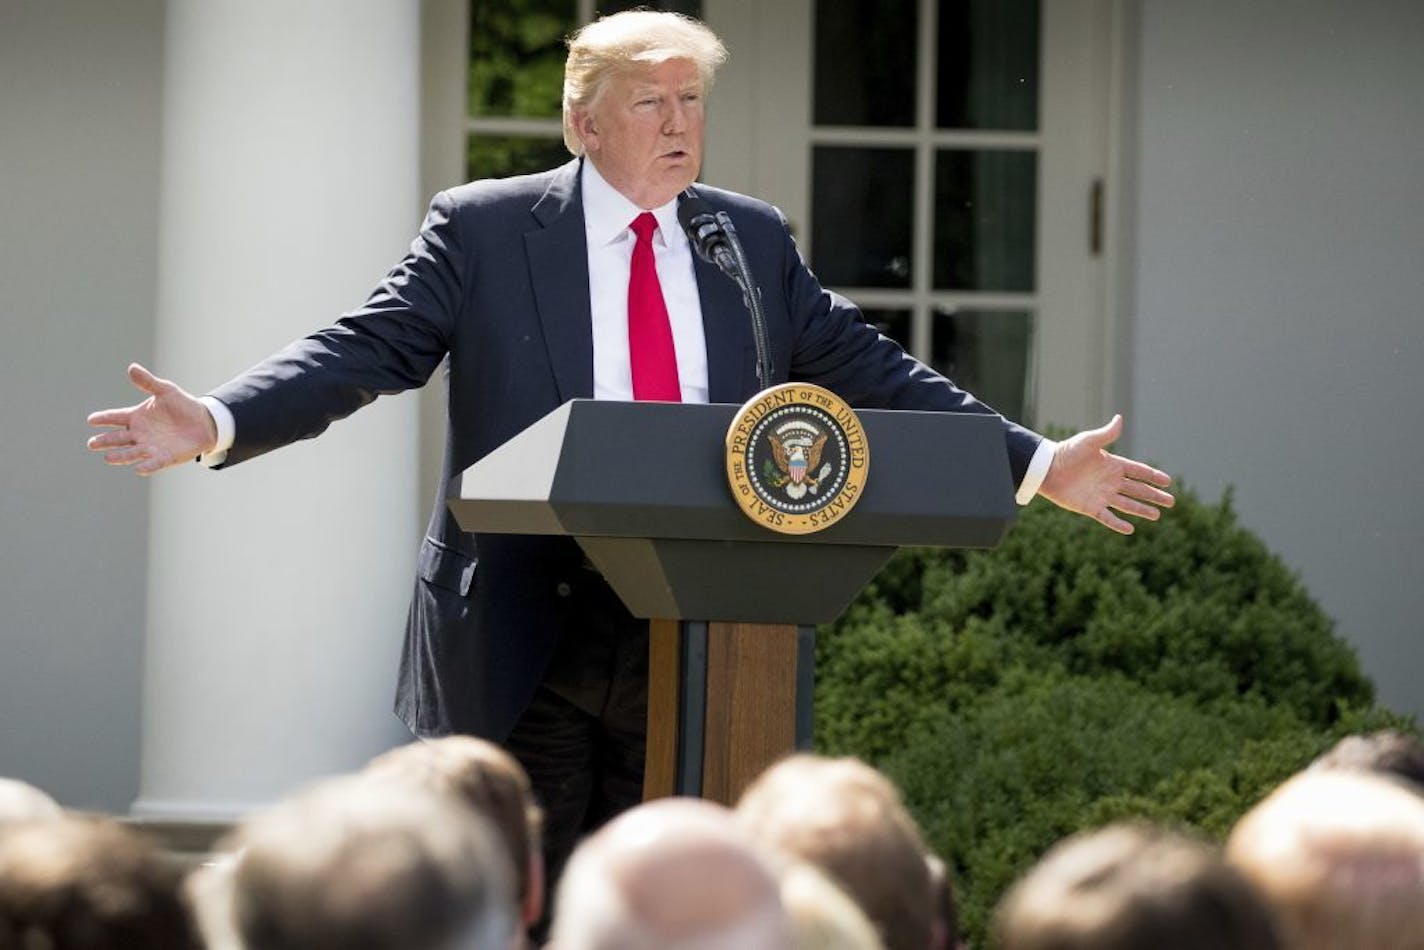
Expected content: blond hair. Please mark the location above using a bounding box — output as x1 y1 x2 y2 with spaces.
364 736 542 904
1227 770 1424 950
735 755 933 950
562 11 727 155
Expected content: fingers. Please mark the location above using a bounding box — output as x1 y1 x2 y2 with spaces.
101 443 181 475
1118 476 1175 509
127 362 171 397
100 444 149 467
1096 508 1135 535
87 428 137 451
1118 457 1172 490
1108 493 1162 522
87 406 138 429
1081 414 1124 450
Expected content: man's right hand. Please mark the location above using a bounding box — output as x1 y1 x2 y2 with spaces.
87 363 218 475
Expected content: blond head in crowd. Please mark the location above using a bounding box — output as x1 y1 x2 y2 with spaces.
995 822 1280 950
1227 770 1424 950
364 736 545 935
0 778 62 826
735 754 935 950
0 813 199 949
219 775 516 950
550 797 792 950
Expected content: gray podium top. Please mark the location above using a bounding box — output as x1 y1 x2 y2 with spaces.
449 400 1016 622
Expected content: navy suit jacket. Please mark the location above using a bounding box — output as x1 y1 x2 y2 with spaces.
209 158 1042 740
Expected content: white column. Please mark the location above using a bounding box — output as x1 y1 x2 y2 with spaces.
134 1 423 819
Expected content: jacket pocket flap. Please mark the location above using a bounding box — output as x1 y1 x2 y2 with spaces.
416 538 477 596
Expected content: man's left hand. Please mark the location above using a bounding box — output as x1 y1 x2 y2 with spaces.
1038 415 1174 535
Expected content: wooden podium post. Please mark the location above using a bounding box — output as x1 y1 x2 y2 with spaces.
644 619 810 804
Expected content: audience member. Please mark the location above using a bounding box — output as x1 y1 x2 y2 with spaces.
364 736 545 939
779 861 884 950
1227 770 1424 950
218 775 516 950
549 797 791 949
995 822 1280 950
0 778 61 826
1310 728 1424 791
0 813 199 949
735 754 935 950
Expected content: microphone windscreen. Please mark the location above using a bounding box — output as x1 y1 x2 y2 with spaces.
677 190 713 231
677 190 726 265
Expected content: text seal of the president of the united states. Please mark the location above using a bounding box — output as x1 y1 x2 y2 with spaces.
725 383 869 535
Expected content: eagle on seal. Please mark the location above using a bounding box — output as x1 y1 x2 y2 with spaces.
769 431 829 489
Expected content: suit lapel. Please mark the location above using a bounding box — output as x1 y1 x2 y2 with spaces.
526 159 595 402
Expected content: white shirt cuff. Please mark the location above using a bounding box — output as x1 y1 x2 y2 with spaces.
1015 438 1058 505
197 395 235 468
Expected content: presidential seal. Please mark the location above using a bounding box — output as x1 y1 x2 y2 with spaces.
725 383 869 535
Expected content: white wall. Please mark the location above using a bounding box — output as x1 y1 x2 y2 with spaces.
0 0 164 810
1128 0 1424 719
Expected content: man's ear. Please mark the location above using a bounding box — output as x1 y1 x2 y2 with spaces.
522 849 546 928
572 110 600 153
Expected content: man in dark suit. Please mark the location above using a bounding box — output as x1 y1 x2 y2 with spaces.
89 10 1171 888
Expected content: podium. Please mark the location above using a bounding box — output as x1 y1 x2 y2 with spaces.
449 400 1015 804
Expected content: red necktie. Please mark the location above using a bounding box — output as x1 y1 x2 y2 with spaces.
627 212 682 401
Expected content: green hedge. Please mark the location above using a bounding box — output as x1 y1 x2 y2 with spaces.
813 486 1414 947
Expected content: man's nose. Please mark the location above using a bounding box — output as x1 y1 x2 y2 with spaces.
662 101 687 134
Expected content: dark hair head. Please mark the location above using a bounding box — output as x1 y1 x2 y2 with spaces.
1311 729 1424 791
0 814 199 950
996 823 1281 950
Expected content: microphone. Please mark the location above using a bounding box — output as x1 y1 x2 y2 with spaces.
677 189 773 392
677 191 739 281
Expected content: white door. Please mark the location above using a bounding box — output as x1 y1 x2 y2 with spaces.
704 0 1126 430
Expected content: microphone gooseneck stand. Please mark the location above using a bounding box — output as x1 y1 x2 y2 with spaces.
678 192 774 393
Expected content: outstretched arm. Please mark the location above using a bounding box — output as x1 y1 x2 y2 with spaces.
86 363 217 476
1038 415 1174 535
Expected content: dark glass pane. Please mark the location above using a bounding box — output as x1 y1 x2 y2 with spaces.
931 308 1032 421
469 0 575 119
598 0 701 15
812 147 914 288
933 149 1036 292
467 135 572 181
937 0 1040 130
814 0 917 127
863 309 912 351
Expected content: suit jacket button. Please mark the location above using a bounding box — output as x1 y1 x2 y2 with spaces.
556 581 572 598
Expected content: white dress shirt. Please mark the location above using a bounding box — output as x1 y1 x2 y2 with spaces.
582 158 709 404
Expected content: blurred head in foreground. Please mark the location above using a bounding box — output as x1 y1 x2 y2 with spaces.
1228 770 1424 950
221 775 515 950
778 860 883 950
0 813 198 949
735 754 933 950
550 797 791 949
0 777 62 827
1310 728 1424 792
364 736 545 932
996 822 1280 950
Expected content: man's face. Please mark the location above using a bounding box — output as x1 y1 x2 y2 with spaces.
575 57 706 210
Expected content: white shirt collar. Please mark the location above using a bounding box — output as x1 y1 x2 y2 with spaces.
580 157 686 251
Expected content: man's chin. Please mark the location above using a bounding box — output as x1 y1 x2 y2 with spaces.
651 167 700 203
